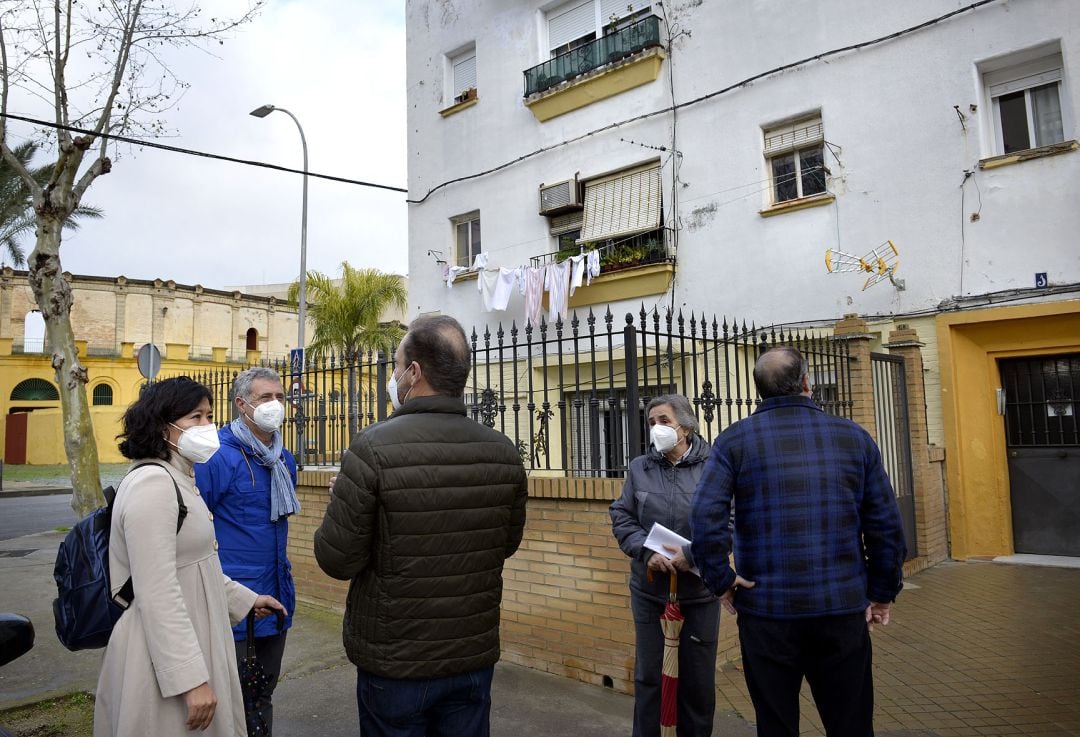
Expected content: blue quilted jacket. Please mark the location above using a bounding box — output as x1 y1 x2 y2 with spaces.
194 424 297 640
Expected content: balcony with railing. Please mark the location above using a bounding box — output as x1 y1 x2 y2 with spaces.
529 231 674 308
523 15 662 98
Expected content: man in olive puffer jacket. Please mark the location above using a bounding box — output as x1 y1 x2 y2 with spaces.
314 315 527 737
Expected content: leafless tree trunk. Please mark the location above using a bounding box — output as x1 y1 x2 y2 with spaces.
0 0 261 516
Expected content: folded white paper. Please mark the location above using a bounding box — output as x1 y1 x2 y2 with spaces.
643 522 699 576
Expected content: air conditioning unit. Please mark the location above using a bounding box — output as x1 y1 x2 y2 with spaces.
538 178 582 216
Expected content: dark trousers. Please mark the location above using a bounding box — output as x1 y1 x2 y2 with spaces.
356 665 494 737
234 632 288 735
737 612 874 737
631 594 721 737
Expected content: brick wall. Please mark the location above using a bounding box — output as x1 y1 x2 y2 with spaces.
289 471 739 695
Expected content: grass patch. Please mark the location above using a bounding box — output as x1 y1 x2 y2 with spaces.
53 526 71 533
1 464 129 487
0 692 95 736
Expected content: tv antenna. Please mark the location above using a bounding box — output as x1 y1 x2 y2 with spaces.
825 240 903 291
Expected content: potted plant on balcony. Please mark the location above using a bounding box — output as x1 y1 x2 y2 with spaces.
454 87 477 105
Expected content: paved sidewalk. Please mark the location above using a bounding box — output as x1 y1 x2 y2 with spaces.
1 529 1077 736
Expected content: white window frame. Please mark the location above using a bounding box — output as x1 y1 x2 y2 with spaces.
452 212 482 268
444 43 477 108
983 50 1067 156
762 115 827 206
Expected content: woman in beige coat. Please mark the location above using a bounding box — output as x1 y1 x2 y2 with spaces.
94 377 286 736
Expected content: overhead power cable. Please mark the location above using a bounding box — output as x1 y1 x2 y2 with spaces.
406 0 1001 204
0 111 408 193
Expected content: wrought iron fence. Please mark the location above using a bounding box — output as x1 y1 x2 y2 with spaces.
185 350 388 469
523 15 662 96
468 306 850 477
179 307 850 476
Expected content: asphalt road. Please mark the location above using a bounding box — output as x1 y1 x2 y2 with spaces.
0 495 78 542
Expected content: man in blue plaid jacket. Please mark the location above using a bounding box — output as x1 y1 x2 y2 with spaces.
691 346 906 737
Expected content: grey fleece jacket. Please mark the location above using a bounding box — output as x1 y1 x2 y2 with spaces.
609 434 717 605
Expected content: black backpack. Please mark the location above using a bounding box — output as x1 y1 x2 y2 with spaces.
52 463 188 651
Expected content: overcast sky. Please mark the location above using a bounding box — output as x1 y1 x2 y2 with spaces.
5 0 407 291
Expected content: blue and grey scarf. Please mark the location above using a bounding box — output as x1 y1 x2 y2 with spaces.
230 417 300 521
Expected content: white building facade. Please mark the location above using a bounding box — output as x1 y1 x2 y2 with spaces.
406 0 1080 560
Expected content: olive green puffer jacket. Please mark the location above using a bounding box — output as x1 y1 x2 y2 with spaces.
314 395 528 679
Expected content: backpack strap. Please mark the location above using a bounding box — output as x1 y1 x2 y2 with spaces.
114 462 188 607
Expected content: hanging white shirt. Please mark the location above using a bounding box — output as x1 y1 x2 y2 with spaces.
478 267 519 311
569 254 587 296
586 249 601 285
471 253 489 270
523 266 546 328
446 266 469 287
546 260 571 324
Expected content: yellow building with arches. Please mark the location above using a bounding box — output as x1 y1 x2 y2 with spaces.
0 267 300 464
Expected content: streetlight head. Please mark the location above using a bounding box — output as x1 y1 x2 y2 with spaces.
250 104 276 118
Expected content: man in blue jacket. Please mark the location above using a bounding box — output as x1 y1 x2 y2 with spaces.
691 347 906 737
195 366 298 734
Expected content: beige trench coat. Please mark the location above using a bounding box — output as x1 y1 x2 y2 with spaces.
94 455 258 737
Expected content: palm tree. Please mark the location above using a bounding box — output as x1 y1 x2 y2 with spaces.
289 262 407 435
0 141 103 268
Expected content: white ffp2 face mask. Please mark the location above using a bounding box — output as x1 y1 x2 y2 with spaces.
247 399 285 433
387 366 413 412
171 423 220 463
650 424 679 453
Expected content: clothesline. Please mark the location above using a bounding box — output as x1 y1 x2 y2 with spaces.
443 250 602 325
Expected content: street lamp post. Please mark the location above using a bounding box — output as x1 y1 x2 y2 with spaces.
251 103 309 467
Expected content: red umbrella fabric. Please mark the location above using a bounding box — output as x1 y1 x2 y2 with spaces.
660 573 684 737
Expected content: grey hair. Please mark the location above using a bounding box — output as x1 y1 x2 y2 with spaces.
645 394 699 434
233 366 283 401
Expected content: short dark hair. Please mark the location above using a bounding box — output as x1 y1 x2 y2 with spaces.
402 315 471 397
118 377 213 460
753 347 809 399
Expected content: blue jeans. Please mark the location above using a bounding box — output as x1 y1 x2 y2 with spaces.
356 666 494 737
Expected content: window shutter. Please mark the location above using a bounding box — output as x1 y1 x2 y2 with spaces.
578 163 662 243
550 210 584 236
600 0 650 24
763 116 824 157
452 52 477 96
987 59 1062 97
548 0 596 51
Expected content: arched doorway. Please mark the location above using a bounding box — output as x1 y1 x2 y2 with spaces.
246 328 258 351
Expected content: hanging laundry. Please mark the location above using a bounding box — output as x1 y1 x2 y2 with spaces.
546 260 571 324
523 266 546 328
478 269 499 311
471 252 489 270
477 268 519 311
492 267 520 311
569 253 587 296
446 265 469 287
586 249 601 286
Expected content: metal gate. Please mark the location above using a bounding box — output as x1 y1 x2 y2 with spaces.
871 354 917 559
1000 354 1080 557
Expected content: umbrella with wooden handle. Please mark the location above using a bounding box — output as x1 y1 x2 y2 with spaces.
659 572 684 737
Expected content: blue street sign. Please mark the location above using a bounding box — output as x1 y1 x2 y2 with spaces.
290 348 304 378
1035 272 1048 288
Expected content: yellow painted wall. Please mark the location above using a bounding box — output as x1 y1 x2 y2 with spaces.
937 299 1080 559
17 409 125 465
0 350 247 464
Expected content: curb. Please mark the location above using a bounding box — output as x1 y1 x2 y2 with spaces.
0 488 73 499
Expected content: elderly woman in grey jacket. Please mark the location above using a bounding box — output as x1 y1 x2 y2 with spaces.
610 394 721 737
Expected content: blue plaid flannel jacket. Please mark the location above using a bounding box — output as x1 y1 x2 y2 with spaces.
690 395 906 618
